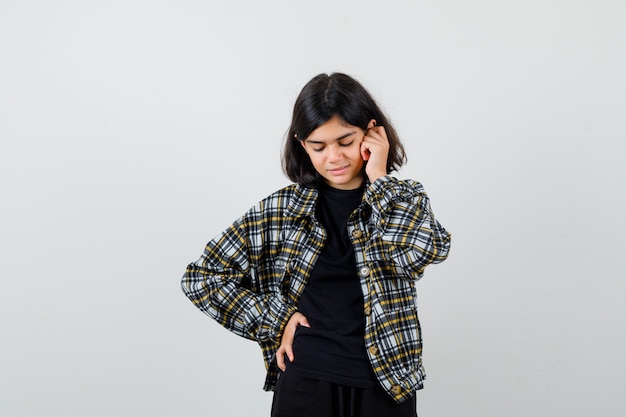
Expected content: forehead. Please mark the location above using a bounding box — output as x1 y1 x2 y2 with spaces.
306 116 359 143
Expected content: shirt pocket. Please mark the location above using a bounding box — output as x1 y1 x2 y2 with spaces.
257 250 305 305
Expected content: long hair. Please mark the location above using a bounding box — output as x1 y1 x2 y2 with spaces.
282 73 407 186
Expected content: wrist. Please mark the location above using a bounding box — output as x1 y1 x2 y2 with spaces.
367 170 388 183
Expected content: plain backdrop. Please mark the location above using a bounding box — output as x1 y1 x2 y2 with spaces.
1 1 625 416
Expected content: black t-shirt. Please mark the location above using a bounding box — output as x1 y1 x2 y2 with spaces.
287 182 377 388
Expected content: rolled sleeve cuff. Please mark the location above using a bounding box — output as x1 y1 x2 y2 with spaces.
245 295 298 342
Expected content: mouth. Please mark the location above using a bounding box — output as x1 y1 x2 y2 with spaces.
328 165 349 174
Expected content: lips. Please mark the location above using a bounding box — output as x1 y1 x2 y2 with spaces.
328 165 349 175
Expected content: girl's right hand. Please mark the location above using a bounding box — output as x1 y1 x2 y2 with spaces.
276 312 310 371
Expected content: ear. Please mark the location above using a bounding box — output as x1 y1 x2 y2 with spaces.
367 119 377 129
299 139 309 153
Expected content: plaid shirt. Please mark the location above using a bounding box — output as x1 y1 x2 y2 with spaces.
182 176 451 403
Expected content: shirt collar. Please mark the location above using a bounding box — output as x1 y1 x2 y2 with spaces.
284 178 372 219
284 183 319 218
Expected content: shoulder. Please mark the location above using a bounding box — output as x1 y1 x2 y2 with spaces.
251 183 319 219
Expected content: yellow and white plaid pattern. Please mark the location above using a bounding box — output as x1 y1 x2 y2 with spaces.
182 176 451 403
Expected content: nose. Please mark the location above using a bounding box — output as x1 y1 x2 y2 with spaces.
327 144 342 161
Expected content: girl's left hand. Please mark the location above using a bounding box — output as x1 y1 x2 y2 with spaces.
276 312 310 372
361 119 389 183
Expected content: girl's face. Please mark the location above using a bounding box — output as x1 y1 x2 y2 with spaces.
300 116 366 190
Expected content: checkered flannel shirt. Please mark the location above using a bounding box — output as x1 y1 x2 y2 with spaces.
182 175 451 403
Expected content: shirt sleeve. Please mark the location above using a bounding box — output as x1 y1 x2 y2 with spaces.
181 203 297 343
364 175 452 279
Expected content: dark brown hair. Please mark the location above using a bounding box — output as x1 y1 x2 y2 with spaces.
282 73 407 186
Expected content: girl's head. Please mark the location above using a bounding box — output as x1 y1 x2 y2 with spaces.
282 72 406 187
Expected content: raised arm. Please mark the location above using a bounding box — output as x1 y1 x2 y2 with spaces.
365 176 451 280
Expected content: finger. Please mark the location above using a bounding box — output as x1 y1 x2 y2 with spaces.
366 126 386 140
298 316 311 328
285 345 294 363
361 142 370 161
276 348 286 371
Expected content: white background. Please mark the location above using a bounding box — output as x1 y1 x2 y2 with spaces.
1 1 625 416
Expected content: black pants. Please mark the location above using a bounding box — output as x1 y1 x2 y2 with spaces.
271 372 417 417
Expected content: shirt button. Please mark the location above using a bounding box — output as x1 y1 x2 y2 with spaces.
390 385 402 396
359 266 370 277
351 229 363 238
369 344 379 356
364 305 371 316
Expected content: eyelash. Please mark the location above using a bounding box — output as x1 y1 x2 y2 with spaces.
313 141 354 152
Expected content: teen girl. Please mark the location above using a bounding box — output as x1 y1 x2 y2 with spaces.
182 72 451 417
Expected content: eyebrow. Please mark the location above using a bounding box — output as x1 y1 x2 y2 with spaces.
304 132 356 144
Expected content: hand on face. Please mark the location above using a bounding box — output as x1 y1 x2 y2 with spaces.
361 119 389 183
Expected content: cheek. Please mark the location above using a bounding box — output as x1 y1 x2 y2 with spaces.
307 152 324 168
348 146 364 161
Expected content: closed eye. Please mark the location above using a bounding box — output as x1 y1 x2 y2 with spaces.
306 132 357 152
